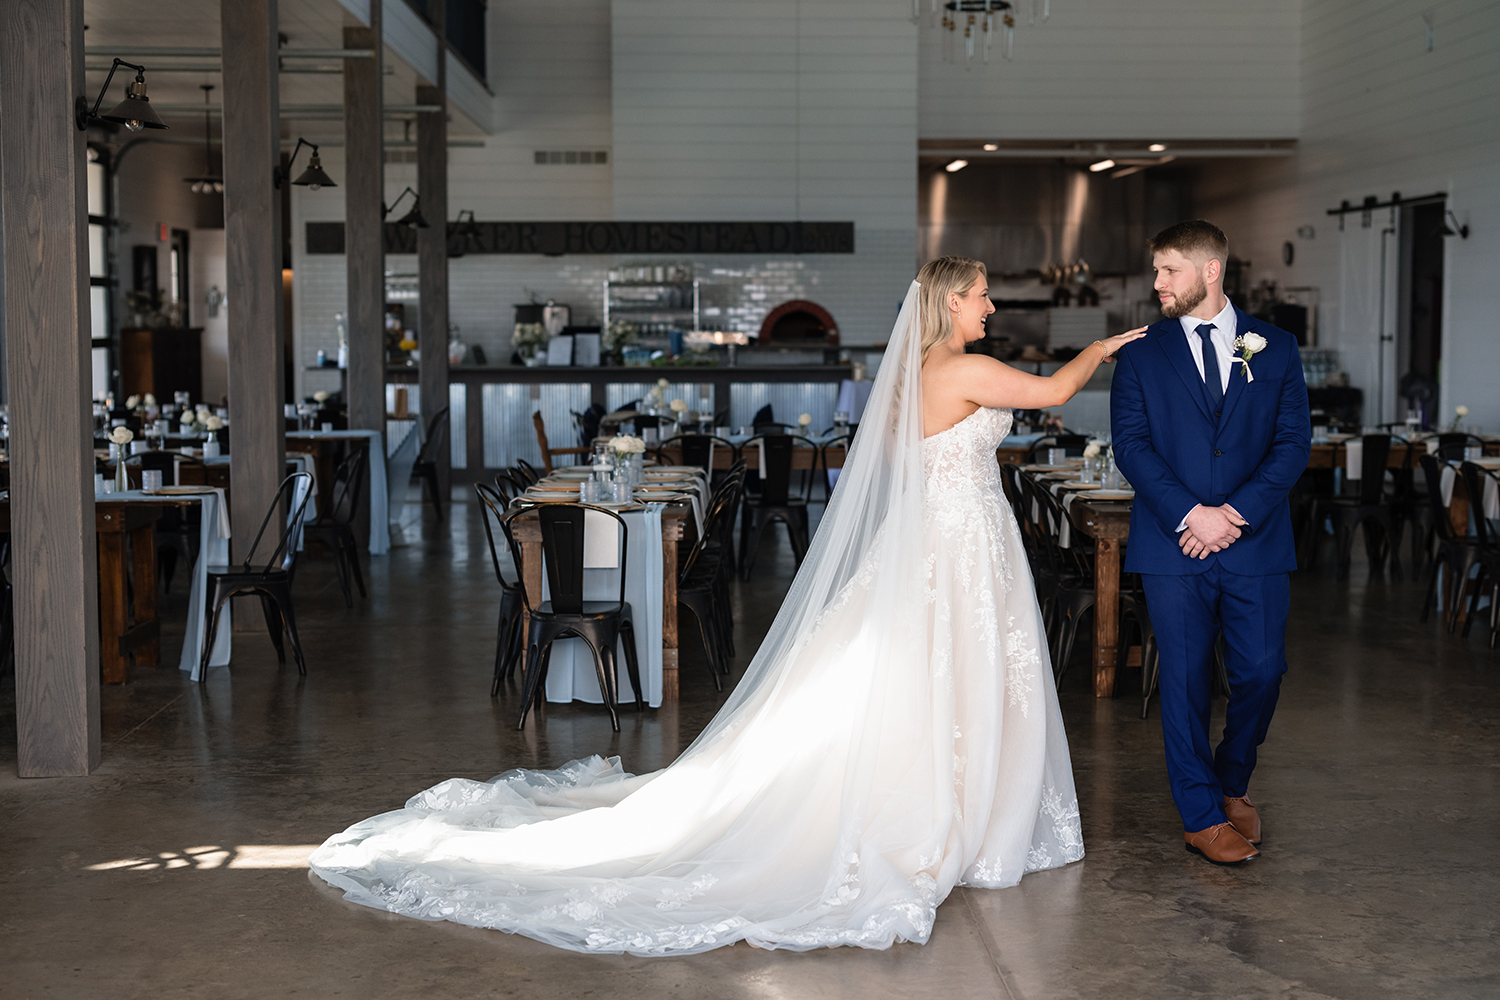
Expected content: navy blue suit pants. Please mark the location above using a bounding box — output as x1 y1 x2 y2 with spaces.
1141 562 1288 831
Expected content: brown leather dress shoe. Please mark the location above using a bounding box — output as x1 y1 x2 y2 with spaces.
1184 822 1259 865
1223 795 1262 845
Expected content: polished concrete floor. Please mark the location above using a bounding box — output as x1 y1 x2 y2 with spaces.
2 495 1497 999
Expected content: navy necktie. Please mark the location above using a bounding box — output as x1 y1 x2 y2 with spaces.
1195 323 1224 417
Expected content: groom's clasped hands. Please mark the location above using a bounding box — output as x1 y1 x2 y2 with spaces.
1179 504 1249 560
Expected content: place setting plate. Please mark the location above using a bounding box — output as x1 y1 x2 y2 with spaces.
1078 489 1135 500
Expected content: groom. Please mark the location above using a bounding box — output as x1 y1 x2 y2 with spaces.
1110 220 1311 865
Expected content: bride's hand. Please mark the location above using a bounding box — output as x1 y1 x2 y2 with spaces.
1096 328 1148 363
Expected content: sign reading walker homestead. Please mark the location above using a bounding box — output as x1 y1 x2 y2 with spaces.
306 221 855 256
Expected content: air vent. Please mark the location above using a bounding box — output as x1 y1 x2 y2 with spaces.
534 150 609 165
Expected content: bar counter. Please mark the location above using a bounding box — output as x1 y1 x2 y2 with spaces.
386 363 866 483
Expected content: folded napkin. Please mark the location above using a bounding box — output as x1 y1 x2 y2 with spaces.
583 508 619 569
1345 439 1364 480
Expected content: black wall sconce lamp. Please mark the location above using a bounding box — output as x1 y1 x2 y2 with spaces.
452 209 482 255
276 137 337 190
383 187 429 228
76 58 167 132
1439 209 1470 239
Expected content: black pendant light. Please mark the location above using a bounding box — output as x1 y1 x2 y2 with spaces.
75 58 168 132
183 85 223 194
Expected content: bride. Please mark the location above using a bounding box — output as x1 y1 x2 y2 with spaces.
311 258 1146 955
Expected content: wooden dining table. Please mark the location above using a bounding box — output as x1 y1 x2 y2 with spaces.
0 497 203 684
1052 436 1500 698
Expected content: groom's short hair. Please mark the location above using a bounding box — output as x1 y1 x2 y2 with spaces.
1148 220 1228 265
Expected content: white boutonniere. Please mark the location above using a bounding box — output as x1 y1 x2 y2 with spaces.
1232 332 1267 382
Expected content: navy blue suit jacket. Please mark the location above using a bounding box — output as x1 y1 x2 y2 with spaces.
1109 306 1311 576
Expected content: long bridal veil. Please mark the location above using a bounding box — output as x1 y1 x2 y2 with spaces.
310 281 1079 953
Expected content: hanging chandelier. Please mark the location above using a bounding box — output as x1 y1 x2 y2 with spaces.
182 84 223 194
920 0 1052 67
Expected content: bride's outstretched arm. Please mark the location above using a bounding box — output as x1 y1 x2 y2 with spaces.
942 328 1147 410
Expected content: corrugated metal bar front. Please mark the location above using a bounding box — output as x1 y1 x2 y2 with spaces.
729 382 839 433
482 382 592 469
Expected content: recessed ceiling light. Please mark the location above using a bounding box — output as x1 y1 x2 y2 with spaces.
1088 159 1115 172
945 159 968 172
982 143 998 151
1148 143 1167 152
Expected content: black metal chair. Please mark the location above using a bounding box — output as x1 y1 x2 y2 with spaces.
303 447 367 608
1458 462 1500 648
661 433 738 483
513 459 543 487
815 434 852 504
1308 435 1406 579
738 435 811 580
500 503 644 731
475 483 527 694
1417 454 1480 630
133 451 196 592
1029 477 1096 684
412 406 450 521
198 473 314 679
676 504 733 691
1435 432 1486 461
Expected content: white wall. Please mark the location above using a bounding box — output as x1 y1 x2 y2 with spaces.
610 0 919 343
190 228 229 404
918 0 1300 140
1196 0 1500 428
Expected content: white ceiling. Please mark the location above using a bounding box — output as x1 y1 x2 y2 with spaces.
81 0 466 146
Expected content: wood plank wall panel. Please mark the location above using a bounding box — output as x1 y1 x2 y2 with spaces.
221 0 287 568
1 0 102 775
344 18 386 443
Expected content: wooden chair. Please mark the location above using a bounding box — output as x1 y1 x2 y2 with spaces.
532 411 590 474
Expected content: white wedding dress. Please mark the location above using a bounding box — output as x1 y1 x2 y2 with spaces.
311 285 1083 955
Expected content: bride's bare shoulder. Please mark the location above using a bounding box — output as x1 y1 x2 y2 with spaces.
924 352 1007 387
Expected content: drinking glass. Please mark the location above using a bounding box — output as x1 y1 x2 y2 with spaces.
833 410 850 435
141 470 163 492
611 481 632 504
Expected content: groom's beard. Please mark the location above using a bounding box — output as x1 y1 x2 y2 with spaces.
1159 276 1208 319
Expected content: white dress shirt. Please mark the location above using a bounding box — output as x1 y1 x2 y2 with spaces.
1174 298 1247 533
1178 298 1239 393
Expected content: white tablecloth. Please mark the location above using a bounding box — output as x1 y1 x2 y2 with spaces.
541 504 666 709
288 430 388 554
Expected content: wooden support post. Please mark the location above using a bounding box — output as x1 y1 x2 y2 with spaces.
2 0 102 775
343 14 384 439
417 78 449 495
221 0 286 593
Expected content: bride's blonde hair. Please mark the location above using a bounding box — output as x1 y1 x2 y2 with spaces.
916 256 987 360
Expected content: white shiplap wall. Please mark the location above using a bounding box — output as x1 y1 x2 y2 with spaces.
918 0 1301 140
1196 0 1500 428
609 0 919 345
